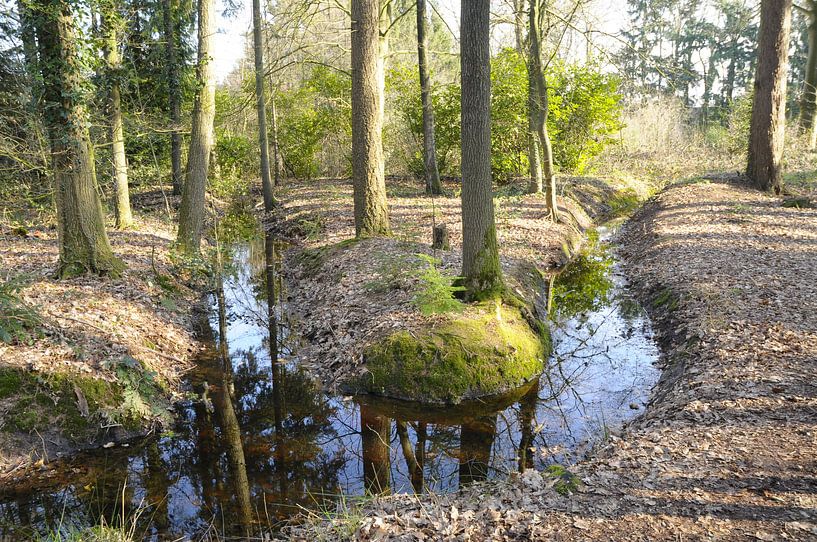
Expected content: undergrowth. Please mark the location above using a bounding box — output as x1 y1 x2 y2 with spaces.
0 275 42 344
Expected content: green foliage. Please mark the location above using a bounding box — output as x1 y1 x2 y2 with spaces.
548 61 624 173
725 92 753 155
387 65 461 177
545 464 582 495
0 275 41 344
412 254 465 315
278 66 352 179
389 50 622 180
490 49 530 183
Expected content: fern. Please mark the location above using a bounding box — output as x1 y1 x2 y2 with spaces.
412 254 465 315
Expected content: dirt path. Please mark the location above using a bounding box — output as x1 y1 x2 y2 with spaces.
292 179 817 541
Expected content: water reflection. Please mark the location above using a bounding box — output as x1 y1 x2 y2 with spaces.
0 227 660 539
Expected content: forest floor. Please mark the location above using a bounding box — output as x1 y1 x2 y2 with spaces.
289 177 817 541
271 175 651 396
0 198 201 481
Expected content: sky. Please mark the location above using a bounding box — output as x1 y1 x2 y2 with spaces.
211 0 630 82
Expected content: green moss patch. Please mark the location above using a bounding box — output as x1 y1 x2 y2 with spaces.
360 302 550 403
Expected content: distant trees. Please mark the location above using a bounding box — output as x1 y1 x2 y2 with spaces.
350 0 390 237
747 0 792 193
797 1 817 149
33 0 123 276
162 0 184 196
460 0 503 300
416 0 443 196
177 0 217 252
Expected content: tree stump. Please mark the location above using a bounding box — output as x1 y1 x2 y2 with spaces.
432 223 450 250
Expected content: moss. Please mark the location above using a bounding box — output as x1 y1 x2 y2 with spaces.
0 368 23 398
653 287 679 311
608 188 641 218
545 464 583 495
360 301 550 403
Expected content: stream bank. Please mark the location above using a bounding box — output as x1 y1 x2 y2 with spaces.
294 178 817 541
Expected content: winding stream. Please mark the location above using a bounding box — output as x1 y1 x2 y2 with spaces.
0 227 659 539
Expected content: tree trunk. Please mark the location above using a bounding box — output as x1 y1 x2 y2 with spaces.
177 0 217 253
351 0 390 237
526 55 544 194
101 0 133 229
747 0 792 194
271 95 281 187
34 0 123 277
459 416 496 485
529 0 558 219
360 403 391 494
800 4 817 150
252 0 275 211
417 0 443 195
162 0 183 196
460 0 503 300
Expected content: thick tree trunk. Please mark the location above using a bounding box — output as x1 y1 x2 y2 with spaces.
101 0 133 229
34 0 123 277
351 0 390 237
799 4 817 150
252 0 275 211
417 0 443 195
529 0 558 219
177 0 217 252
460 0 503 300
162 0 183 196
747 0 792 194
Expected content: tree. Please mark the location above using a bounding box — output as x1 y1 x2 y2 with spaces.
460 0 503 299
177 0 217 252
351 0 390 237
162 0 184 196
252 0 275 211
33 0 123 277
797 1 817 149
100 0 133 229
747 0 792 194
529 0 559 219
416 0 443 195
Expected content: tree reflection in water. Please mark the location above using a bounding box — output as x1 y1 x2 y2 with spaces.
0 228 659 539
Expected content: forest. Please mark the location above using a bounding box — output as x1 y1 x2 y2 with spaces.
0 0 815 540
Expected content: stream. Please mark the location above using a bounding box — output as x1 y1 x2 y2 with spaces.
0 227 660 539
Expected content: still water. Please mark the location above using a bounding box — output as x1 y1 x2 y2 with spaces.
0 228 659 539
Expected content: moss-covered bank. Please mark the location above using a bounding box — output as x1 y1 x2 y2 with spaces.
354 301 550 404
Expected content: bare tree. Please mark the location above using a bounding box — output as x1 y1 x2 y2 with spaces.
461 0 503 300
747 0 792 193
417 0 443 195
797 1 817 150
162 0 184 196
253 0 276 211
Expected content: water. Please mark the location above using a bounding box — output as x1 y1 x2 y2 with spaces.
0 228 660 539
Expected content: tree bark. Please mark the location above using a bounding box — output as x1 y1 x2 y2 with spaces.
100 0 133 229
162 0 183 196
271 95 281 187
177 0 217 252
799 3 817 150
747 0 792 194
529 0 558 219
351 0 390 237
34 0 123 277
460 0 503 300
417 0 443 195
252 0 275 211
